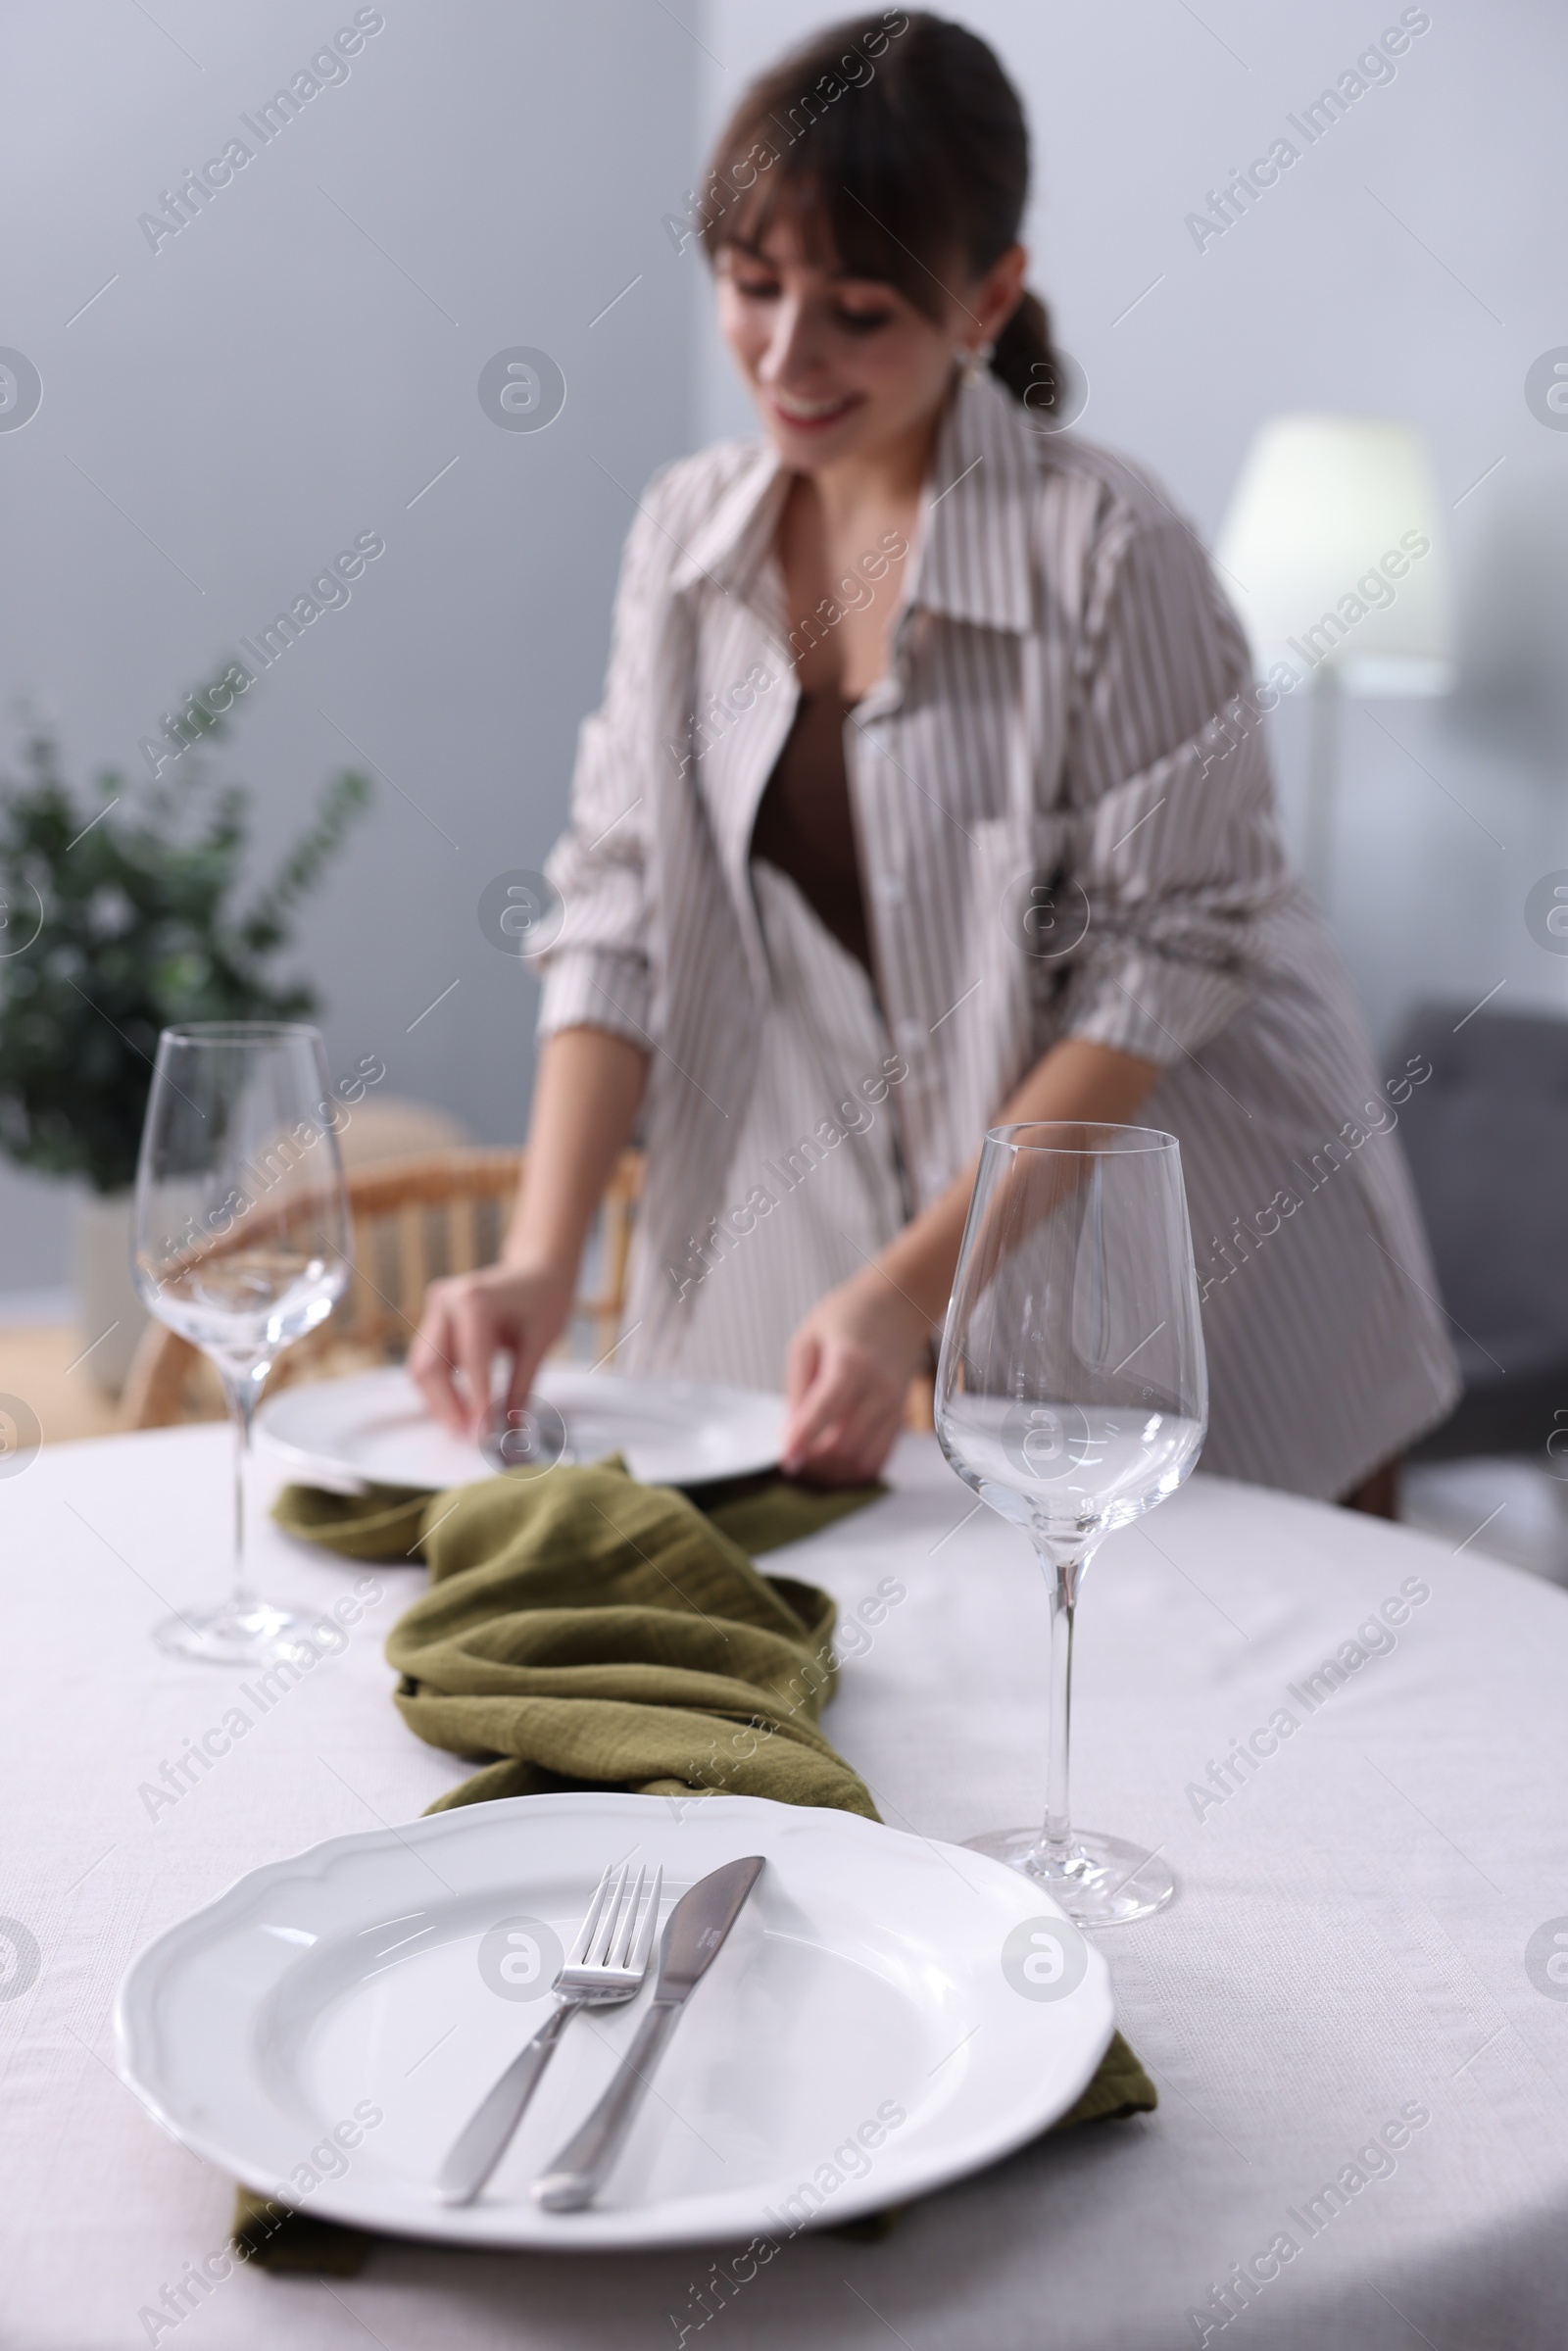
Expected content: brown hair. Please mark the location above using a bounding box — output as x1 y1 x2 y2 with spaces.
695 10 1063 416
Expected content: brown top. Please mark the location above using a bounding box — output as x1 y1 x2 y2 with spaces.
749 690 872 971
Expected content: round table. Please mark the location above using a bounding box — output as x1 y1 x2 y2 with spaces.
4 1424 1566 2349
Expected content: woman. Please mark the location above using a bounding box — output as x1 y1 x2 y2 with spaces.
412 12 1458 1503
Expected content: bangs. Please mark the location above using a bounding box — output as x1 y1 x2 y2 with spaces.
708 148 957 326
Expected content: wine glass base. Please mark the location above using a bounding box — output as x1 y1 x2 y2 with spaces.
154 1599 320 1669
964 1827 1176 1926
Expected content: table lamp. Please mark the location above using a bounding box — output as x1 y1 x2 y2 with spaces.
1214 415 1454 899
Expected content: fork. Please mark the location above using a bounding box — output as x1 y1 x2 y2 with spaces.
435 1860 662 2206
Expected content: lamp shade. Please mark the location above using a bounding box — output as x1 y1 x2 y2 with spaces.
1215 415 1454 695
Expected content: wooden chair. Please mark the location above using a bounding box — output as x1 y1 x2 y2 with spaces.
119 1147 644 1432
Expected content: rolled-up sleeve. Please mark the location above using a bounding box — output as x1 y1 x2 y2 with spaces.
534 470 678 1050
1058 503 1289 1066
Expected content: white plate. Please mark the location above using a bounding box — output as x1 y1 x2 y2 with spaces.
116 1792 1116 2250
255 1364 786 1493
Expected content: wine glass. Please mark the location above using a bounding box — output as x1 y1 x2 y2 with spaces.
133 1022 352 1665
935 1122 1207 1925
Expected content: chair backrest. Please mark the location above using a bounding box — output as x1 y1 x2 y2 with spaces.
119 1146 644 1431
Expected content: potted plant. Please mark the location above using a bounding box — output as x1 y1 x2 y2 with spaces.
0 677 370 1389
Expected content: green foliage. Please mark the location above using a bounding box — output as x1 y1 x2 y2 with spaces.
0 674 371 1195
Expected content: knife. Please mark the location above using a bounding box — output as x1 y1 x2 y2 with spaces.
532 1854 764 2212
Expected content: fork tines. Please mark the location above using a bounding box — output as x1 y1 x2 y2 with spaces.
561 1861 663 1986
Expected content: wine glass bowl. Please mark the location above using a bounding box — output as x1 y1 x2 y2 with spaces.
133 1022 352 1666
935 1121 1207 1925
946 1394 1200 1544
152 1239 342 1376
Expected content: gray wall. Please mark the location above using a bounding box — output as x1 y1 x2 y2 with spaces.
699 0 1568 1048
0 0 698 1286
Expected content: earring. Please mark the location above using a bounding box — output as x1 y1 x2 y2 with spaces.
959 340 995 387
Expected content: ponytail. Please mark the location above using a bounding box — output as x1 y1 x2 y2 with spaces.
990 290 1064 417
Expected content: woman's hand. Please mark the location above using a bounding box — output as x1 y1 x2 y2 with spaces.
780 1268 932 1486
405 1029 648 1442
408 1257 576 1441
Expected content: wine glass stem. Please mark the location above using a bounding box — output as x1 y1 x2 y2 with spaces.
1041 1547 1086 1861
220 1370 259 1620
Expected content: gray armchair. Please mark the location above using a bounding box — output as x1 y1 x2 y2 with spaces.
1388 1003 1568 1462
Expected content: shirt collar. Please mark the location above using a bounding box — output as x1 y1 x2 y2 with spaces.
910 370 1038 634
668 444 790 605
668 368 1038 633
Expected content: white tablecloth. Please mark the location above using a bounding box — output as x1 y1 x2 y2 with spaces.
4 1425 1567 2350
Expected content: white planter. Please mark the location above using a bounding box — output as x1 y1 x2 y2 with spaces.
73 1189 148 1394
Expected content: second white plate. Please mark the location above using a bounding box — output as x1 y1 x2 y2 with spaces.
255 1363 786 1493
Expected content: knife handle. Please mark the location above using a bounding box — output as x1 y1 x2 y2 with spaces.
533 2000 681 2211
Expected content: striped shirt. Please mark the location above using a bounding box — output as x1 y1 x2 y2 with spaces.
536 369 1459 1498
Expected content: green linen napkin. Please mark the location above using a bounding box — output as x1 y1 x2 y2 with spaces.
234 1464 1154 2270
275 1460 883 1816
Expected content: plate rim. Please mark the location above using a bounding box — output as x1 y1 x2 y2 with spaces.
254 1364 787 1494
115 1790 1118 2251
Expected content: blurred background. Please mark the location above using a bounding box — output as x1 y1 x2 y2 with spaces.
2 0 1565 1551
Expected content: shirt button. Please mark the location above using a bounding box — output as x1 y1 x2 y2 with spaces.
920 1158 949 1195
894 1019 924 1058
873 873 906 907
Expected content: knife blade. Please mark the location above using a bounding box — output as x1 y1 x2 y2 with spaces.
532 1854 764 2212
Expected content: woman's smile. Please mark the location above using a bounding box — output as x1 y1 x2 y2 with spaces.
766 385 865 433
